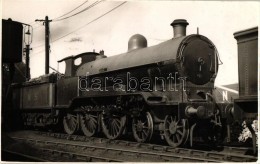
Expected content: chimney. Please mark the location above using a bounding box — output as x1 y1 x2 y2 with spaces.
170 19 189 38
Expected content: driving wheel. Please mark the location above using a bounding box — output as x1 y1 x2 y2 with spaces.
164 115 189 147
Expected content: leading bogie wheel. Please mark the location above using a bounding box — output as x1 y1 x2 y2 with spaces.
132 111 154 142
164 115 189 148
63 113 79 135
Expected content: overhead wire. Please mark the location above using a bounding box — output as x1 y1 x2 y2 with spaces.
29 1 89 29
52 1 102 22
51 1 127 43
32 1 103 49
31 1 127 54
29 1 90 32
52 0 89 21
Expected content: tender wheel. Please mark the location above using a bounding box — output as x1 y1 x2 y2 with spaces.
80 113 98 137
132 112 153 142
164 115 189 147
63 113 78 135
101 113 126 139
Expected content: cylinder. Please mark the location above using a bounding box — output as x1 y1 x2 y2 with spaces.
185 106 197 117
185 105 206 118
170 19 189 38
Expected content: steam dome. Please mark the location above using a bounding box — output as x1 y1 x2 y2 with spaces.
128 34 147 52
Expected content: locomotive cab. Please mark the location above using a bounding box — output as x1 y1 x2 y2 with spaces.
56 52 100 107
58 52 99 77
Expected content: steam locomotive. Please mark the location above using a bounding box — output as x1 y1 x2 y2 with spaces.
11 19 240 148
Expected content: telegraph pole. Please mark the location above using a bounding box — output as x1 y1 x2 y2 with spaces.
35 16 52 74
45 16 50 74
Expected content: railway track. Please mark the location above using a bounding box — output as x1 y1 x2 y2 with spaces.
5 130 257 162
2 149 48 162
8 136 216 162
38 131 256 155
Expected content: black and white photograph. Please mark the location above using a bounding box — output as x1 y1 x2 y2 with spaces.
1 0 259 162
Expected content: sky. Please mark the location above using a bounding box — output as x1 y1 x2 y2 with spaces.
1 0 259 85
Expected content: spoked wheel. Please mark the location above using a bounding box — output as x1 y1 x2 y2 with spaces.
164 115 189 148
132 112 153 142
63 113 78 135
80 113 98 137
101 113 126 139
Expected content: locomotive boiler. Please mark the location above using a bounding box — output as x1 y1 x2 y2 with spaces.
12 19 226 147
